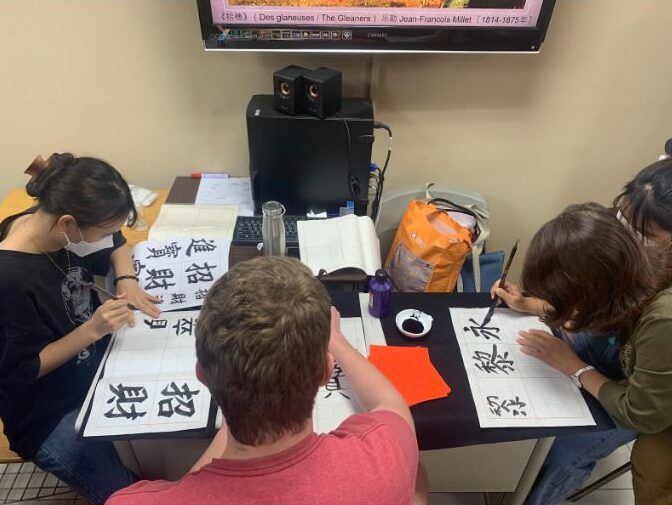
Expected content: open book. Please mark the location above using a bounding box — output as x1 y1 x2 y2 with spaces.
298 215 382 276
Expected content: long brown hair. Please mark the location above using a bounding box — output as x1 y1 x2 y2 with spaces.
521 203 661 339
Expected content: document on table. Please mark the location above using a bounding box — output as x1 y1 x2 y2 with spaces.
130 237 229 311
450 307 595 429
148 205 238 241
313 317 367 434
194 177 254 216
298 215 382 276
78 311 214 437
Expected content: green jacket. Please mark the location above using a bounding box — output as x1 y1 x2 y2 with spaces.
599 288 672 443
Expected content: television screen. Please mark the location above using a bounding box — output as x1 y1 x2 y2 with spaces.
197 0 556 52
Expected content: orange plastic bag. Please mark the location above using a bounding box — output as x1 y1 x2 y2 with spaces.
384 200 472 292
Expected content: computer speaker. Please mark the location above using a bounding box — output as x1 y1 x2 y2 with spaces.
273 65 309 116
303 67 342 119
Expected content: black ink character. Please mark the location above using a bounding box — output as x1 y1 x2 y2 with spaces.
170 293 186 305
195 288 208 300
144 319 168 330
144 268 176 291
104 384 148 420
147 242 182 259
323 364 350 399
472 344 515 375
185 262 216 284
186 239 217 257
133 260 146 277
172 317 195 336
486 395 527 417
157 382 200 418
463 318 501 340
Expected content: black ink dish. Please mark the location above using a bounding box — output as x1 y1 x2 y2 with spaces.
401 318 424 335
395 309 434 340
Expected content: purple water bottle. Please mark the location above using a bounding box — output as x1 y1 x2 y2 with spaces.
368 269 393 318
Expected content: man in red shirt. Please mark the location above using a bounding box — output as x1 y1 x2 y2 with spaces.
108 256 421 505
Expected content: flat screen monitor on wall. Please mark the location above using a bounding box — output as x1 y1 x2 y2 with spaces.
197 0 556 53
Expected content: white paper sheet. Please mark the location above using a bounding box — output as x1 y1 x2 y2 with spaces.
81 311 212 437
358 293 387 352
298 215 382 276
131 237 229 311
450 308 596 428
149 205 238 241
313 317 367 434
194 177 254 216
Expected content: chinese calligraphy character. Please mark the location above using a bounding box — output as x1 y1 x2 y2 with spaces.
486 395 527 417
185 262 216 284
186 239 218 257
195 288 208 300
472 344 515 375
144 268 176 291
323 364 350 399
157 382 200 418
171 293 187 305
144 319 168 330
146 242 181 259
133 260 146 277
172 317 195 337
463 318 501 340
104 384 148 420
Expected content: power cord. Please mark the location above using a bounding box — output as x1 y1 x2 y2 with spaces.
370 120 392 223
341 118 362 202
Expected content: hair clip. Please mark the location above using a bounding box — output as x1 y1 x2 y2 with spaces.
24 154 50 184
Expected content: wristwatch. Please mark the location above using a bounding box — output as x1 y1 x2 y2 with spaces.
570 365 596 388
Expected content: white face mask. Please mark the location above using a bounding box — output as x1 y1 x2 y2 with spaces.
616 210 655 247
63 227 114 257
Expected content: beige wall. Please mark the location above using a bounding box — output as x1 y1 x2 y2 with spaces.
1 0 671 277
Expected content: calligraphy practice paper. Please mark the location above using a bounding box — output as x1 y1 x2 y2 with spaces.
313 317 368 434
148 205 238 241
130 238 229 311
80 311 212 437
450 308 595 428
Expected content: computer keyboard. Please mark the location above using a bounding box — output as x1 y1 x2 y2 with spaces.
232 215 309 247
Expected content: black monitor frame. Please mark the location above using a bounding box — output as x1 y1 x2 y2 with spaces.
197 0 556 53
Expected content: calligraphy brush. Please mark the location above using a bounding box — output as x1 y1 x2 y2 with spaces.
79 280 139 311
481 239 519 327
29 234 140 311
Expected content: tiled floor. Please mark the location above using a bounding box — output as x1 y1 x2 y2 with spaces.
0 462 87 504
2 442 636 505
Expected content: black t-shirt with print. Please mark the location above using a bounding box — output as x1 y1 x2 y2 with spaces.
0 232 126 457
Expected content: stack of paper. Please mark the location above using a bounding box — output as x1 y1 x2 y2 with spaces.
368 345 451 406
148 205 238 241
194 177 254 216
298 215 382 276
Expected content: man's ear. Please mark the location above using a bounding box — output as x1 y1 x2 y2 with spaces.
195 361 207 386
320 352 335 387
